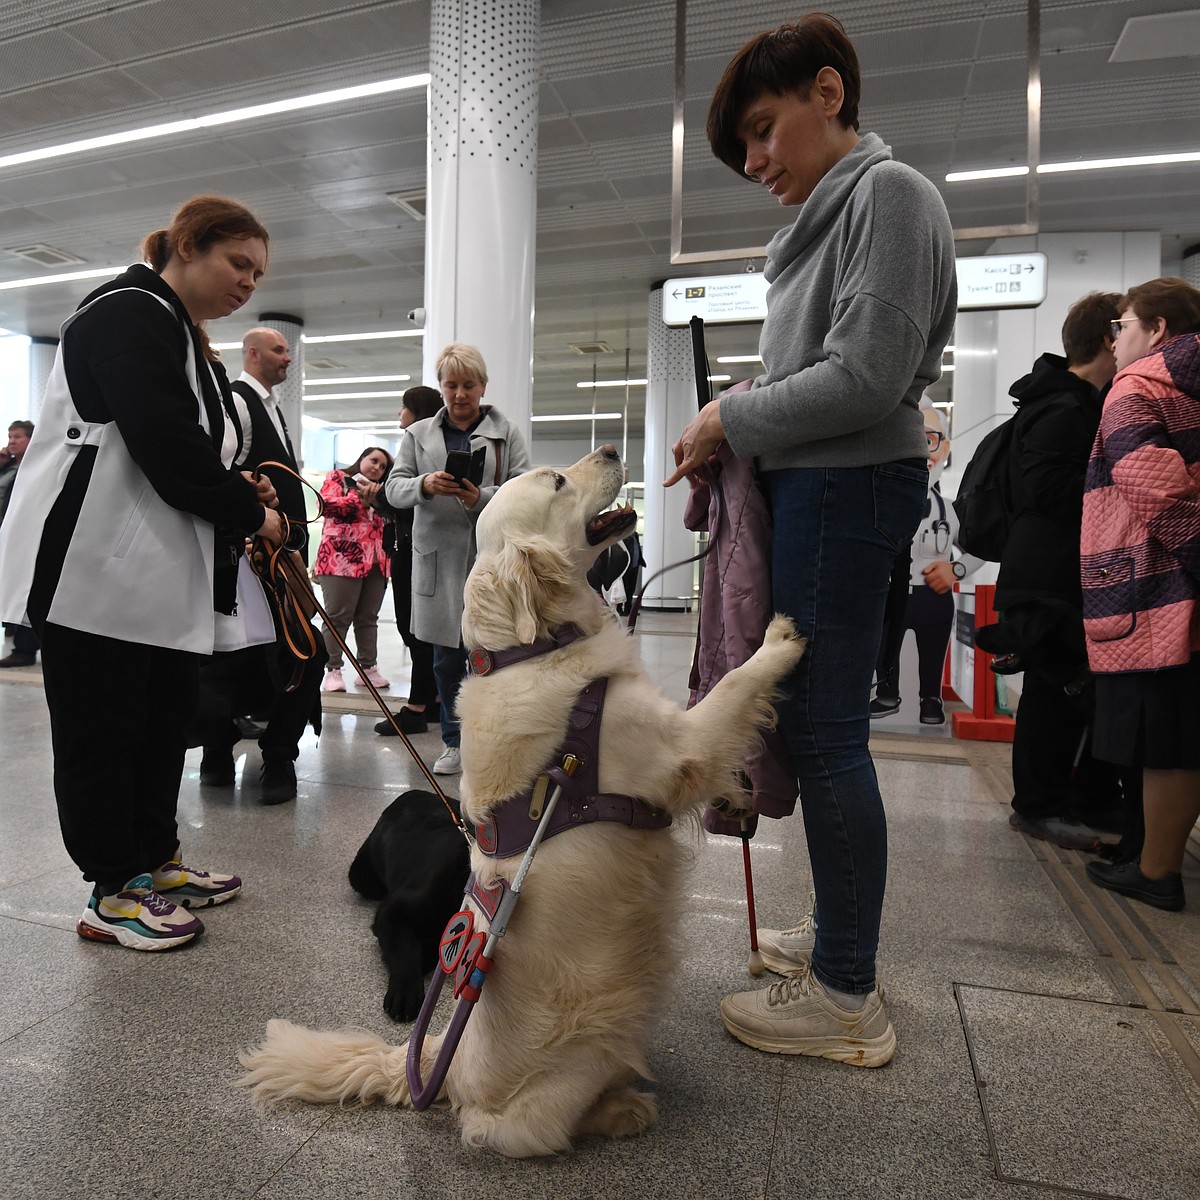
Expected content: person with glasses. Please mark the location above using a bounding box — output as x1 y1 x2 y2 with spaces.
871 402 981 725
1081 276 1200 910
994 290 1136 854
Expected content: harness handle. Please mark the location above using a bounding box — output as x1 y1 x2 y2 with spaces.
406 755 580 1110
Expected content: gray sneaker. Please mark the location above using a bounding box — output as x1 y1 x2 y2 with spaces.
719 962 895 1066
756 891 817 976
433 746 461 775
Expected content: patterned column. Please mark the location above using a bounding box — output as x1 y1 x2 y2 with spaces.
257 311 304 466
641 285 702 609
28 337 58 422
424 0 538 435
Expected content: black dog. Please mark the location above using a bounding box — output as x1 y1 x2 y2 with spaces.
348 790 471 1021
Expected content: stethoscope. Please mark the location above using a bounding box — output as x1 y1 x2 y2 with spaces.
919 488 952 557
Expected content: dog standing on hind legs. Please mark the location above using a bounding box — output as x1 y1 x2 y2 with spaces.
238 445 805 1157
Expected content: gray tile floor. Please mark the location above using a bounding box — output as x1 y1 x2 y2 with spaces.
2 614 1199 1200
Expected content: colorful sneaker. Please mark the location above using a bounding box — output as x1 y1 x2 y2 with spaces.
322 667 346 693
151 858 242 908
77 875 203 951
356 665 390 689
719 961 895 1066
756 891 817 975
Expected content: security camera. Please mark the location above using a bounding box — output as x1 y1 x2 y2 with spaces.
408 307 426 327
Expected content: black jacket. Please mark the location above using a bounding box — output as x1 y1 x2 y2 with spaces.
994 352 1104 612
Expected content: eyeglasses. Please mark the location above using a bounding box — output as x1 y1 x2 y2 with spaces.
925 430 945 451
1110 318 1141 338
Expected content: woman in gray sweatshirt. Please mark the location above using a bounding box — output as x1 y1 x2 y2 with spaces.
666 14 957 1067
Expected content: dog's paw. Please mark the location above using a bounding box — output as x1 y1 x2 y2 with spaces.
384 975 427 1023
578 1087 659 1140
764 614 802 647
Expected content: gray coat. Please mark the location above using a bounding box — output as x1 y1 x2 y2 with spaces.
384 405 530 646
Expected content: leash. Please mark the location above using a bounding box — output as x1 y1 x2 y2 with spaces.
244 462 467 835
406 754 580 1109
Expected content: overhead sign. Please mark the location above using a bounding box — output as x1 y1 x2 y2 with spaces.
955 252 1047 310
661 273 768 326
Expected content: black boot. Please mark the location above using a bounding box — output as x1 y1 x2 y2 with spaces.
199 748 235 787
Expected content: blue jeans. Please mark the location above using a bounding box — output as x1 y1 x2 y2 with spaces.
432 642 468 748
767 461 927 995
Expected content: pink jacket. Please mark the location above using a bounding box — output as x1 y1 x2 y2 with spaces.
314 469 391 580
1081 333 1200 673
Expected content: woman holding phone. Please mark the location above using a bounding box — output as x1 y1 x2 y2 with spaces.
314 445 394 692
383 342 530 774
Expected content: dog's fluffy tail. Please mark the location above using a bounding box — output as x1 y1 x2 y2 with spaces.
236 1019 411 1108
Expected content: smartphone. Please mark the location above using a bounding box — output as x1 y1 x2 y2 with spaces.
444 450 473 487
445 447 485 487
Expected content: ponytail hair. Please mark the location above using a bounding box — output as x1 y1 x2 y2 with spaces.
140 195 270 360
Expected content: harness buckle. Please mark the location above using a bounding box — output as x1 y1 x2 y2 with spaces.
528 774 550 821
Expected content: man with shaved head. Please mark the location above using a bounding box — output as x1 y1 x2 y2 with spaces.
193 327 325 804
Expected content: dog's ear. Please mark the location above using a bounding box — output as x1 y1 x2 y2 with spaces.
466 537 576 645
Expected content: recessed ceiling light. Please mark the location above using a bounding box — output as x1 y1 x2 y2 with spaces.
0 266 123 291
530 412 623 422
303 375 410 386
302 390 407 401
947 151 1200 182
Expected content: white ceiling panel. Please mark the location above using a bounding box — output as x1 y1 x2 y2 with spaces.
0 0 1196 438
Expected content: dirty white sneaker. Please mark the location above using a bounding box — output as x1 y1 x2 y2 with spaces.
756 891 817 976
719 961 895 1067
433 746 461 775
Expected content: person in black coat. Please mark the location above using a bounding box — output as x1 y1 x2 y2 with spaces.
995 291 1140 854
375 385 444 736
193 327 326 804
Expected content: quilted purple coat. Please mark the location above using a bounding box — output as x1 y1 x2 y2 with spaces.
1080 332 1200 673
684 404 799 820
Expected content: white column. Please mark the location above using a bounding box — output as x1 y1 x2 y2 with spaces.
28 337 57 422
256 312 304 466
641 285 701 609
424 0 538 437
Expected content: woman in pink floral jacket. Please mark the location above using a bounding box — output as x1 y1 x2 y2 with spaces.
1081 277 1200 912
314 445 393 692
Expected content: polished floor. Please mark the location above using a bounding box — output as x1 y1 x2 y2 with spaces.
1 614 1198 1200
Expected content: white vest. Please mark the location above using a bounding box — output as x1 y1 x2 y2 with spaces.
0 288 273 654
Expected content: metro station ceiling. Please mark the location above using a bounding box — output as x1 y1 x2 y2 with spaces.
0 0 1197 438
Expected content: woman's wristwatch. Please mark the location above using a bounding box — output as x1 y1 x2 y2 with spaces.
951 560 967 580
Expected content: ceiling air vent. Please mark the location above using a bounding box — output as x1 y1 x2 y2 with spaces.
386 190 426 220
7 243 87 267
307 358 347 371
567 340 614 355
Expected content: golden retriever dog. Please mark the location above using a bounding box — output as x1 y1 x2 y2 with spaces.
238 445 804 1157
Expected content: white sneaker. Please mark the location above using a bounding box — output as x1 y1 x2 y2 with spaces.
719 961 895 1067
756 891 817 976
322 667 346 693
356 665 390 689
432 746 461 775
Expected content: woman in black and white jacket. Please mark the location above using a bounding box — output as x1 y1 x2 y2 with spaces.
0 195 283 951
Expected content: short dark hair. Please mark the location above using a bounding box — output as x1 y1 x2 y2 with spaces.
1121 276 1200 340
345 445 394 477
402 385 443 422
707 13 861 176
8 420 33 437
1062 292 1121 366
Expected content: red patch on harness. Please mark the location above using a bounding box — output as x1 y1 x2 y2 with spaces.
468 648 494 675
438 910 474 975
474 816 498 854
453 931 487 998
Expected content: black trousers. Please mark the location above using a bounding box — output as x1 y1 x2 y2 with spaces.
194 636 325 762
389 546 437 707
38 621 197 889
875 584 953 702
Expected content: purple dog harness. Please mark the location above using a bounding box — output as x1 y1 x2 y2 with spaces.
405 625 672 1110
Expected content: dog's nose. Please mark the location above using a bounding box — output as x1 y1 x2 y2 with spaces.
599 444 619 459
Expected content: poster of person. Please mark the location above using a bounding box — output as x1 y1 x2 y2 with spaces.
871 401 981 730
